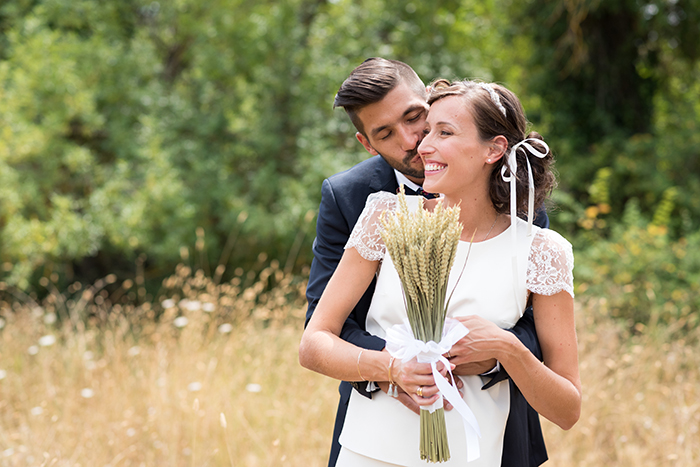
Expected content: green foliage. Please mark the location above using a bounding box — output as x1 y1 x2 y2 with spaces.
0 0 509 289
507 0 700 250
576 197 700 330
0 0 698 315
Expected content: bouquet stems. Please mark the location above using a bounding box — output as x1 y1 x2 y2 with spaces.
381 190 462 463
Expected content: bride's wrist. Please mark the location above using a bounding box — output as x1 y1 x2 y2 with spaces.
494 331 527 368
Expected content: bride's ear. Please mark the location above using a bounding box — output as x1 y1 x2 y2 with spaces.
486 135 508 163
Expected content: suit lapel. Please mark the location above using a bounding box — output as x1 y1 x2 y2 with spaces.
368 156 399 194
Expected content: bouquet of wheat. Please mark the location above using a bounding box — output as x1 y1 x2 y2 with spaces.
380 189 474 463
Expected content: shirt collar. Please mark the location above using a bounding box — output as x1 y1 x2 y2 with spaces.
394 170 422 193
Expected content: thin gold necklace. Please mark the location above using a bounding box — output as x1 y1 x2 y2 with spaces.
481 214 500 241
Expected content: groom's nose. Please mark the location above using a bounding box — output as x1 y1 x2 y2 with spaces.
398 124 422 152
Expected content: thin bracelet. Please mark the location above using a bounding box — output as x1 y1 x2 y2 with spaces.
356 350 366 381
387 357 396 385
387 356 398 398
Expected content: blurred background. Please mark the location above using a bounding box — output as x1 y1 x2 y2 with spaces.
0 1 699 465
0 0 698 309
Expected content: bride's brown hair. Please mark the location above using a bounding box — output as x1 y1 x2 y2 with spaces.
427 79 556 216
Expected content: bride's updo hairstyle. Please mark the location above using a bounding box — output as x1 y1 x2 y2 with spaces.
427 79 556 217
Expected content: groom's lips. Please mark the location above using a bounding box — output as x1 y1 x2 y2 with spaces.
405 149 421 163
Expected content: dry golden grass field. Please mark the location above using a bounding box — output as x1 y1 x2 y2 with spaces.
0 264 698 466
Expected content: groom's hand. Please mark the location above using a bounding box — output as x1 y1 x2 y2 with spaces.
451 360 498 376
377 381 420 415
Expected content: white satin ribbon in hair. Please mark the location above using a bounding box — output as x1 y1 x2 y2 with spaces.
500 138 550 313
385 318 481 462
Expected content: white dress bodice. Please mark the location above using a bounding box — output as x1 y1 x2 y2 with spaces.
338 192 574 466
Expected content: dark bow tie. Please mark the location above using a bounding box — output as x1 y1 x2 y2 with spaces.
399 185 439 199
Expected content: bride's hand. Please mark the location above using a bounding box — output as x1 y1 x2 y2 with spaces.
447 315 509 366
393 358 443 407
379 367 463 413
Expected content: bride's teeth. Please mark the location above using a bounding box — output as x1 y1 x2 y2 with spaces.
425 163 446 171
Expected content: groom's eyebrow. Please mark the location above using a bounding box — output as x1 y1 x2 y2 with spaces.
370 105 426 138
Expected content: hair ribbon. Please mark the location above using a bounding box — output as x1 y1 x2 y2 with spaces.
500 138 550 313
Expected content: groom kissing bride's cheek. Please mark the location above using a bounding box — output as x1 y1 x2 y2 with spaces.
300 57 579 467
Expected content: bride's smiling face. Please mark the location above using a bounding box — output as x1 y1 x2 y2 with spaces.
417 96 496 197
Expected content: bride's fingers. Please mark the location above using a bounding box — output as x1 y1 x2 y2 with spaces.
413 384 439 399
394 360 435 388
411 391 440 407
400 374 436 390
400 360 434 376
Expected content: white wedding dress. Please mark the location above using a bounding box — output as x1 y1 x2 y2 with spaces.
336 192 574 467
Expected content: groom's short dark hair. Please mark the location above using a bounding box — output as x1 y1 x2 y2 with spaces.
334 58 425 136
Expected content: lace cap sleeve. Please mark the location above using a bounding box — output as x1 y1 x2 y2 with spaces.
345 192 398 262
527 229 575 298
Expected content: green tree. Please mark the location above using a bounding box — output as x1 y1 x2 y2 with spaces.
508 0 700 240
0 0 507 290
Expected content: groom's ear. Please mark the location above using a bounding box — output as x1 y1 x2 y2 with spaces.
356 132 379 156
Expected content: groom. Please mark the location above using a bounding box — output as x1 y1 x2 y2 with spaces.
305 57 548 467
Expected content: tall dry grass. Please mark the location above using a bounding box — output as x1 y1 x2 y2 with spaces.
542 299 700 466
0 265 698 466
0 262 336 466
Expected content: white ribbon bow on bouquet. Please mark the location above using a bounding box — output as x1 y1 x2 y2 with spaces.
385 318 482 462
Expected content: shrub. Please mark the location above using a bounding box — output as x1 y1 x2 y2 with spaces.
575 199 700 332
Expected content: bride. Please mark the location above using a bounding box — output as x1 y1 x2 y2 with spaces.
300 79 581 466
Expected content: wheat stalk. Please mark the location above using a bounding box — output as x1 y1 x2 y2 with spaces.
380 189 463 462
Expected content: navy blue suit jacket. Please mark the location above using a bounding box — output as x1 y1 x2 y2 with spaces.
305 155 548 467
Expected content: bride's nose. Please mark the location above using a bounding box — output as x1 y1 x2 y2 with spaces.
418 133 433 156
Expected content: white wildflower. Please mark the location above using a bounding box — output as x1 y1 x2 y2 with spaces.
218 323 233 334
187 382 202 392
161 299 175 309
81 388 95 398
202 302 215 312
28 346 39 355
30 407 43 416
246 383 262 393
173 316 188 328
38 335 56 347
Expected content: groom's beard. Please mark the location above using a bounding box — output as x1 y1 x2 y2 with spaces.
381 148 425 180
